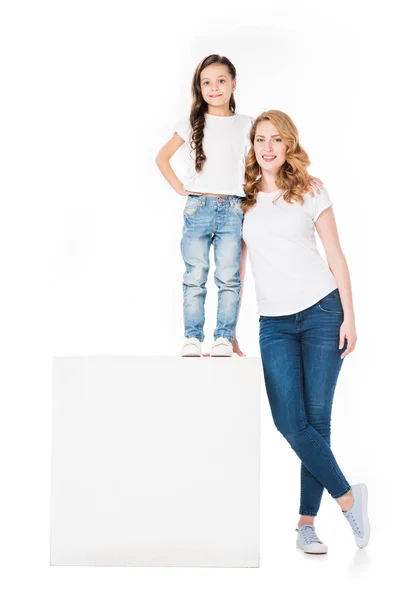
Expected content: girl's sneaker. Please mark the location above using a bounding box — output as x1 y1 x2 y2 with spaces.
296 524 328 554
342 483 370 548
210 338 233 357
180 337 202 357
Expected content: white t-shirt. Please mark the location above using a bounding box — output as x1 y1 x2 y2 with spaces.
174 113 254 197
242 187 338 316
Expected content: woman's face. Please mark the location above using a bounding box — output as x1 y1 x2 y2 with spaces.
254 120 288 173
199 63 236 108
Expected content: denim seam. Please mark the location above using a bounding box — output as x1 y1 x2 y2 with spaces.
299 510 318 517
331 483 351 499
317 303 344 315
302 426 351 498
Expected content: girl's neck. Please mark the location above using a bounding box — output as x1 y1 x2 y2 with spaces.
207 101 234 118
259 170 279 193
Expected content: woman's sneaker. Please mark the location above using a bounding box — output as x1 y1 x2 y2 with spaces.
180 337 202 357
342 483 370 548
296 524 328 554
210 338 233 357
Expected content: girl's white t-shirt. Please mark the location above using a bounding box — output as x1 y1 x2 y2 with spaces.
174 113 254 197
242 187 338 316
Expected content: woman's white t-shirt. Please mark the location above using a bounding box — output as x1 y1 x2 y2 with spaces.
242 187 338 316
174 113 254 197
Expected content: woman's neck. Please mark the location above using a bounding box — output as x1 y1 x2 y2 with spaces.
259 170 279 193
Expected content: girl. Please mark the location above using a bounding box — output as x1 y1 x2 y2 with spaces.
156 54 252 357
240 110 370 553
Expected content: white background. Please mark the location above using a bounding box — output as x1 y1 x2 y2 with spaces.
1 0 399 597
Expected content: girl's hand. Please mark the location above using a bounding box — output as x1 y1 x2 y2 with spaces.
175 183 190 196
339 319 357 359
233 338 246 357
175 183 202 197
308 176 324 196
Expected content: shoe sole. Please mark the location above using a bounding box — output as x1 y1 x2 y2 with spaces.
296 542 328 555
210 349 233 357
356 483 370 548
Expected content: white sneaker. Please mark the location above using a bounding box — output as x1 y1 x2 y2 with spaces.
296 524 328 554
342 483 370 549
210 337 233 357
181 337 202 357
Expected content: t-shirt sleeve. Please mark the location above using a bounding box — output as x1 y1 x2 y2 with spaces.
313 187 333 222
245 115 255 153
173 117 192 145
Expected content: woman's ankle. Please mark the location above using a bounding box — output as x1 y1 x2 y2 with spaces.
297 515 315 528
336 489 354 512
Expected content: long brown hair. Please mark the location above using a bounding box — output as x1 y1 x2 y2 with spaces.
242 110 311 213
190 54 237 173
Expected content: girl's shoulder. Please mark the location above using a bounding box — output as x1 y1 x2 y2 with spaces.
234 114 255 137
235 113 254 125
173 116 191 144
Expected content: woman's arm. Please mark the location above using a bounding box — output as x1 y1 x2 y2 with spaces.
315 207 357 358
155 133 187 196
232 240 248 356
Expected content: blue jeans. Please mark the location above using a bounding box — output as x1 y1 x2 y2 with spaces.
180 194 243 342
259 288 351 516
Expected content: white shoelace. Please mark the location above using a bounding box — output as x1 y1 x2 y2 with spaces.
298 525 323 545
344 511 362 536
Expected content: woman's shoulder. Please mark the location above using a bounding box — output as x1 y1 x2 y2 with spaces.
303 184 329 196
302 186 333 222
302 185 331 204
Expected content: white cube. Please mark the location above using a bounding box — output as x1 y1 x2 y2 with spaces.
51 356 261 567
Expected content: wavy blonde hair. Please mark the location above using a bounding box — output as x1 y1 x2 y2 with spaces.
242 110 312 213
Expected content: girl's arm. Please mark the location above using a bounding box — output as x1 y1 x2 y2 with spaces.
315 207 357 358
155 133 188 196
233 240 248 357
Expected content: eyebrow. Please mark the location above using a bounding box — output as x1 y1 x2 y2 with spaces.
200 74 227 81
255 134 281 138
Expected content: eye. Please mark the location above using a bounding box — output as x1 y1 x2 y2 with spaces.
274 138 282 142
255 138 263 143
219 79 225 83
202 81 209 86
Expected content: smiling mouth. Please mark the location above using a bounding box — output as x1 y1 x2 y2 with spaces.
262 154 277 162
209 94 222 98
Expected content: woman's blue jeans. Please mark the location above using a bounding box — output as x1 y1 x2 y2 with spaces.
180 194 243 343
259 288 351 516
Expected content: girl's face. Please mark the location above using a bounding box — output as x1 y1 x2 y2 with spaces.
254 120 288 173
199 63 236 108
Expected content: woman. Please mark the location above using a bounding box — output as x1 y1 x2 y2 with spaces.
239 110 370 554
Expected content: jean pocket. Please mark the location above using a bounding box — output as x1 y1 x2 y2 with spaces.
230 199 244 219
184 197 202 218
317 289 344 314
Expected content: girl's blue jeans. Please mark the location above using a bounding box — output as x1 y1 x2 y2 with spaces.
180 194 243 343
259 288 351 516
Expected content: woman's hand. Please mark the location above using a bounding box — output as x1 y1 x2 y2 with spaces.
308 176 324 196
233 338 246 357
339 319 357 358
